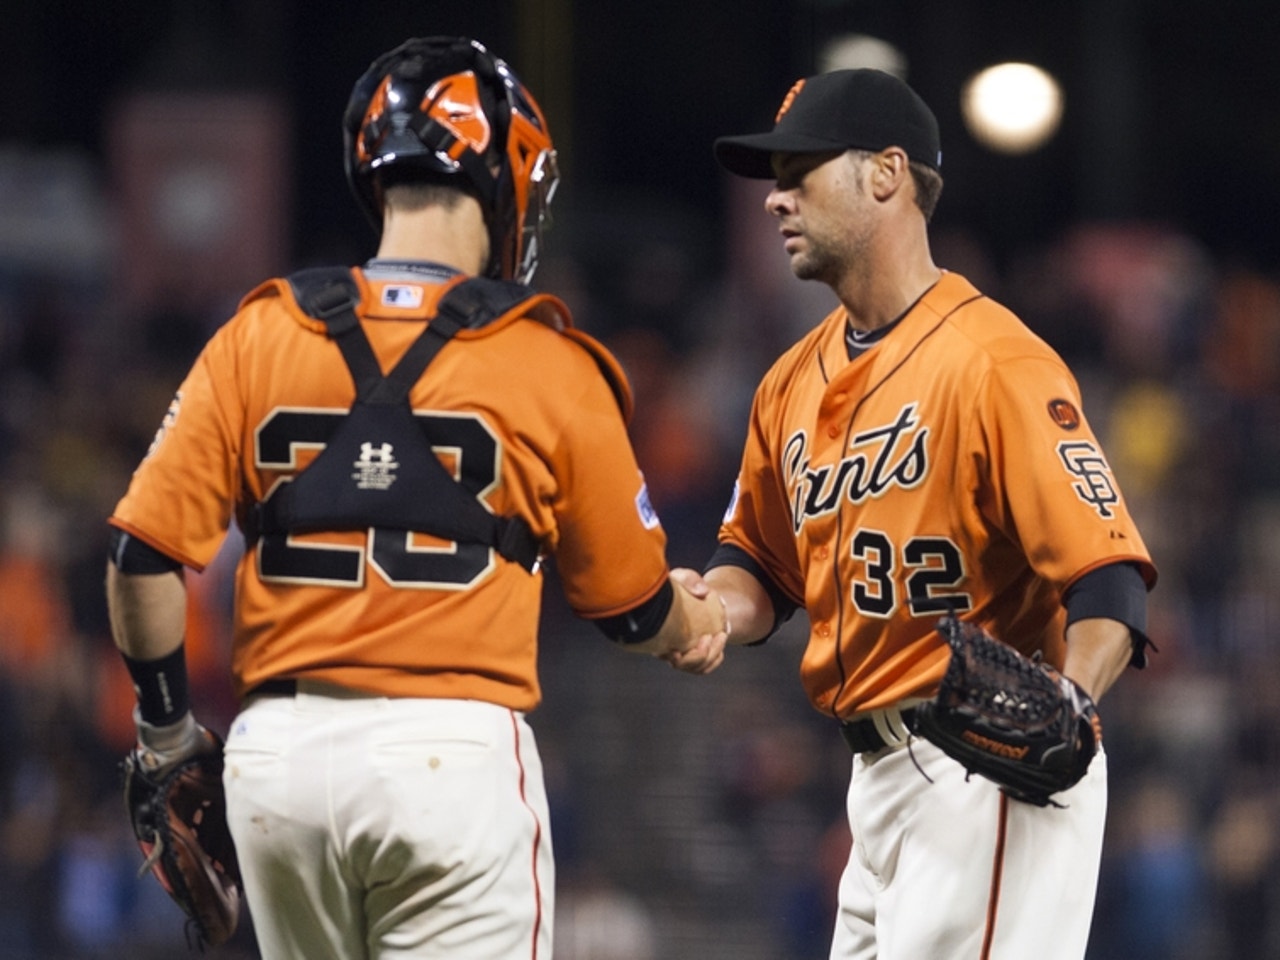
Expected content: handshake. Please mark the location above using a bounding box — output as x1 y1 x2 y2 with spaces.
622 567 735 676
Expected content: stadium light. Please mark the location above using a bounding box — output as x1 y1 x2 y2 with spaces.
961 62 1064 154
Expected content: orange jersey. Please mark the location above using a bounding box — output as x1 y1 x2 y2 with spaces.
111 265 669 709
718 272 1156 719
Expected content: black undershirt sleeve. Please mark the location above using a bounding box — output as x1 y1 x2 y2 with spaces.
705 542 799 644
1063 561 1154 668
592 579 675 644
108 527 184 574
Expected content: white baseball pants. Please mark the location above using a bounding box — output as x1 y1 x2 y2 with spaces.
223 683 554 959
829 736 1107 960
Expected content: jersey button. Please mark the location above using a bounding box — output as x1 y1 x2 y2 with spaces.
816 623 831 638
834 392 848 404
826 425 840 438
815 545 829 560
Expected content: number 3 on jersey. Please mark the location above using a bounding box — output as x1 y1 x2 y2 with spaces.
849 529 973 618
254 409 500 589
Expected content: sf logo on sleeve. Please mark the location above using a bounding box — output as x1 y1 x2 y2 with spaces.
1056 440 1120 518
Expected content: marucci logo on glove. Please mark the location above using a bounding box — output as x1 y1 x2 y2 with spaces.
914 614 1100 807
960 730 1031 759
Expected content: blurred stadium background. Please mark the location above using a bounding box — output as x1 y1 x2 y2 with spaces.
2 1 1279 957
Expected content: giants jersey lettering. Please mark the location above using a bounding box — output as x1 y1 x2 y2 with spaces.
720 272 1156 719
111 268 669 709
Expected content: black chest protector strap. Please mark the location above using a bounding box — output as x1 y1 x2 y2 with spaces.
252 267 542 572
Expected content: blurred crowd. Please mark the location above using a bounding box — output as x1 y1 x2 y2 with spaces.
2 140 1279 960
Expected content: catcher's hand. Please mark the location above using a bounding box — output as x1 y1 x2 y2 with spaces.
123 725 242 948
913 615 1101 807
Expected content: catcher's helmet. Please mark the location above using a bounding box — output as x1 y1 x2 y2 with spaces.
343 36 559 283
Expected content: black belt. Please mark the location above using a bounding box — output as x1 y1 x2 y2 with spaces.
246 678 298 698
840 708 918 754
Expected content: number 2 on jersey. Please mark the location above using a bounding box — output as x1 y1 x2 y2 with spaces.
849 529 973 618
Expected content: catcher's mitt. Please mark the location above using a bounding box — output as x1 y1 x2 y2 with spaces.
123 733 242 948
913 615 1102 807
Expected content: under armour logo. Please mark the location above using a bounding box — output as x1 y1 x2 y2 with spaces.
358 442 394 463
352 442 399 490
1056 440 1119 519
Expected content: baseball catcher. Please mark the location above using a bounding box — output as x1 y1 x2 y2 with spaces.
913 615 1102 807
122 713 242 948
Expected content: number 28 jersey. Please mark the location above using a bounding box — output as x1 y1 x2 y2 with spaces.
717 271 1156 720
110 267 670 709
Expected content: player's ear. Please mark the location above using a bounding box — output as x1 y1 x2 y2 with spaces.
869 148 910 201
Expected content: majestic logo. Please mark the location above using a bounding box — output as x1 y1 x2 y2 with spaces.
783 403 929 532
352 441 399 490
1056 440 1119 518
776 78 806 122
1047 398 1080 430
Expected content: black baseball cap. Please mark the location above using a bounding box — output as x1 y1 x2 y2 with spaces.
714 69 942 179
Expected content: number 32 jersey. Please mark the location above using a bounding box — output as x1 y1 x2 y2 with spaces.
717 271 1157 719
110 267 670 709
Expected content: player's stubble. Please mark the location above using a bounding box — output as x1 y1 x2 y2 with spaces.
782 152 875 291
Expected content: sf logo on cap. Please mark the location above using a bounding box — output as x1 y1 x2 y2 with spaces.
776 78 806 122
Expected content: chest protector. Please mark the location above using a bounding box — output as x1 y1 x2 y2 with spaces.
252 267 543 571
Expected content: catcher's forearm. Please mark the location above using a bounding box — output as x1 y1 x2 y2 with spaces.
1063 617 1134 701
107 564 187 660
108 564 194 727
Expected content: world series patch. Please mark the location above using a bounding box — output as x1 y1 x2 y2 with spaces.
636 482 660 530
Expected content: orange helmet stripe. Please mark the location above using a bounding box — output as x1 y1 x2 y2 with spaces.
420 71 492 160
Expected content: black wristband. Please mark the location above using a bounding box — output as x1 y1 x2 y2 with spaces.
121 644 191 726
593 580 675 644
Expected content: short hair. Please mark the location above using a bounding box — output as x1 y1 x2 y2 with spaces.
909 161 943 222
380 179 476 213
847 149 943 221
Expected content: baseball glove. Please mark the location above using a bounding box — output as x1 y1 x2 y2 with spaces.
913 615 1102 807
123 733 242 948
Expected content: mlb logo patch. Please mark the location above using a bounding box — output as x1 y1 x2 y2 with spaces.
382 284 424 308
